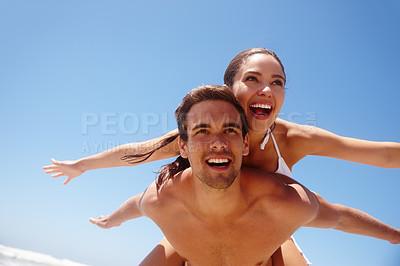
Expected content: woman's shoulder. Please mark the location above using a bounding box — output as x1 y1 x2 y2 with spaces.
275 118 319 140
273 119 323 165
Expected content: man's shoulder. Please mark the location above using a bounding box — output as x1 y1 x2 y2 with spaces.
159 168 191 193
141 169 191 222
240 168 318 219
143 169 190 210
240 167 287 194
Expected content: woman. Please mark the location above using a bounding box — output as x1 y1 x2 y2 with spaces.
43 48 400 265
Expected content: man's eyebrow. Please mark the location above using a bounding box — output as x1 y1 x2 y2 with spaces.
192 123 210 130
224 123 241 129
192 123 241 130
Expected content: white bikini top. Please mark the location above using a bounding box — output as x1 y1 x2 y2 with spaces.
260 129 292 177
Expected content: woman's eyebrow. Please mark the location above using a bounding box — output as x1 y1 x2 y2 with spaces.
272 74 286 83
243 70 261 76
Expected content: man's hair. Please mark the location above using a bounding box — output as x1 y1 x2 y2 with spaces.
175 85 248 142
155 85 249 189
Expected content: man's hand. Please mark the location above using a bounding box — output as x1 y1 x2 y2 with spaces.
89 215 121 229
389 229 400 244
42 158 84 185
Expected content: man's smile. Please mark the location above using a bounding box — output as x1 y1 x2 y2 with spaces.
205 157 232 170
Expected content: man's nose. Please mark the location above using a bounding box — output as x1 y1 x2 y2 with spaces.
210 134 227 151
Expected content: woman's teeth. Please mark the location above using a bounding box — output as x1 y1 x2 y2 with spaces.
249 104 272 116
250 103 272 109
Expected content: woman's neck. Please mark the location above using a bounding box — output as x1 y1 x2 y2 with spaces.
248 127 270 149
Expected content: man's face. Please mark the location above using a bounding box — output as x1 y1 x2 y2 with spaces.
179 100 249 190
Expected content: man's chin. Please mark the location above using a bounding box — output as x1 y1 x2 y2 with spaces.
201 174 238 190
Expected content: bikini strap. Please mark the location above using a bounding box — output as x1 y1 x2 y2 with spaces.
270 132 282 158
260 128 271 150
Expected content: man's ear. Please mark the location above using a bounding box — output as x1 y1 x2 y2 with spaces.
242 133 250 156
178 136 188 158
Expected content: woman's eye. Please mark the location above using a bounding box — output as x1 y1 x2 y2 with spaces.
245 76 258 82
272 80 283 87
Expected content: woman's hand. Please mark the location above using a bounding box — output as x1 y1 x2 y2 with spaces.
42 158 84 185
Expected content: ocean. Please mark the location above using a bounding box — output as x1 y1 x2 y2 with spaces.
0 244 89 266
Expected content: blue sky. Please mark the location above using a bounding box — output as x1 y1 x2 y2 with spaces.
1 1 399 265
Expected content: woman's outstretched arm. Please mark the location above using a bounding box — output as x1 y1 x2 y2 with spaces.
42 129 180 184
282 119 400 169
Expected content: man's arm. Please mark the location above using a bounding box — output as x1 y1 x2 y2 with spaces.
305 192 400 244
89 192 145 229
273 173 399 244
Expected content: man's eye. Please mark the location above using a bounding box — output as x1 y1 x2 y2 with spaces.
225 128 237 133
197 129 208 134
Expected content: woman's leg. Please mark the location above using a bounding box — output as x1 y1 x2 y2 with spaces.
271 238 309 266
140 237 309 266
139 237 184 266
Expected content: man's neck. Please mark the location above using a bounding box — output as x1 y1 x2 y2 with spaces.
190 170 246 221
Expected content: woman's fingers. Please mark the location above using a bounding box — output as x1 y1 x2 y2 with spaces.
44 168 59 174
52 173 65 178
63 177 72 185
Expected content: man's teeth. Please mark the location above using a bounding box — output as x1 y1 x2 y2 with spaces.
250 103 272 109
207 158 229 164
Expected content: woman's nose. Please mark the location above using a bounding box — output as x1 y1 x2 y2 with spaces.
257 85 272 97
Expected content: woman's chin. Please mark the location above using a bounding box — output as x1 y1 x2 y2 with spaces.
247 117 274 133
248 124 272 135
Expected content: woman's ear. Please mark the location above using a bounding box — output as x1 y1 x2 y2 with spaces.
178 136 188 158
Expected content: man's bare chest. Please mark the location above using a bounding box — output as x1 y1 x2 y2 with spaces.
157 210 293 266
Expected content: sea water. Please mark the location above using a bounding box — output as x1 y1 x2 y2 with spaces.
0 245 88 266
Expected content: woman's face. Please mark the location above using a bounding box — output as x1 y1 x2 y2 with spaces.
231 54 286 134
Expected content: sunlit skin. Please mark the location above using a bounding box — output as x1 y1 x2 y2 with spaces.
180 100 249 190
43 49 400 266
231 53 286 137
88 98 400 265
90 100 321 265
231 53 292 175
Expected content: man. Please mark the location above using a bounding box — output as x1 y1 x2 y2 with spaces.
90 85 399 265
